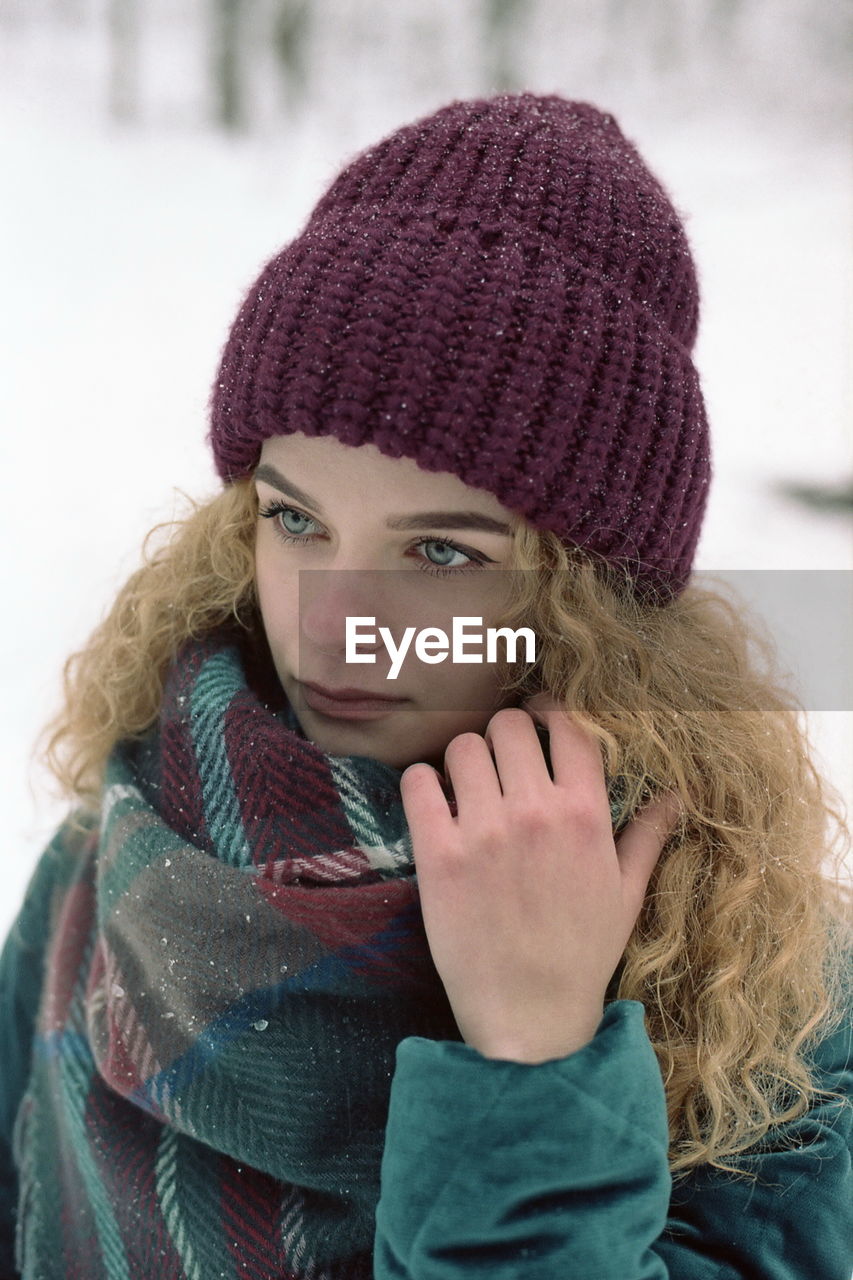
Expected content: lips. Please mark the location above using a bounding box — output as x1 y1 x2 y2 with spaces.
302 680 405 703
298 680 407 721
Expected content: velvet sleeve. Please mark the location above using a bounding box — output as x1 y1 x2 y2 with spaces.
374 998 852 1280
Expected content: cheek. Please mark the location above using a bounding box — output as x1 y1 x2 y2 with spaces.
254 535 296 644
418 656 513 719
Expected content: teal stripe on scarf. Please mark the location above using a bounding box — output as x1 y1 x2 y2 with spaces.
190 650 251 868
97 761 186 927
328 757 412 867
55 920 133 1280
58 1037 131 1279
156 1128 235 1279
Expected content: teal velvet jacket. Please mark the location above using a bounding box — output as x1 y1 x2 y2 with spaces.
2 835 851 1279
375 1004 852 1278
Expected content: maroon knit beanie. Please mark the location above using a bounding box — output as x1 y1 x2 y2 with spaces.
208 92 711 599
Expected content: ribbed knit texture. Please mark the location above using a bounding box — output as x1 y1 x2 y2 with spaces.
13 628 461 1279
209 93 712 597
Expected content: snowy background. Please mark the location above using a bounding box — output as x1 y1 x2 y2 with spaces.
1 0 851 939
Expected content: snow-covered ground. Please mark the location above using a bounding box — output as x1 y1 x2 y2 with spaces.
1 18 850 940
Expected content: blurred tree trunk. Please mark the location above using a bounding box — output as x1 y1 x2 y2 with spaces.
107 0 139 121
273 0 311 114
212 0 246 130
650 0 679 73
483 0 526 91
705 0 741 63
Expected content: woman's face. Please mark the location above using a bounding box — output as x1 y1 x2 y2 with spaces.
254 432 527 772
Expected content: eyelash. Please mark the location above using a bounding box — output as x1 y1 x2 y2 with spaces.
257 500 490 578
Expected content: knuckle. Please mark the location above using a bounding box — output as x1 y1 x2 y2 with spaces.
425 833 463 863
508 797 551 833
558 794 604 834
471 824 505 851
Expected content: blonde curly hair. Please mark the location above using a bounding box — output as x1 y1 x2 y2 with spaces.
37 476 851 1178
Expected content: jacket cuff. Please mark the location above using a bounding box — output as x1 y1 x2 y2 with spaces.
375 1000 672 1277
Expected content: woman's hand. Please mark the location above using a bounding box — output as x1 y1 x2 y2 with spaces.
400 694 681 1064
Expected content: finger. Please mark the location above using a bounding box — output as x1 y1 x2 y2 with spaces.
400 763 457 838
615 790 682 901
522 698 610 809
443 732 504 821
482 708 553 797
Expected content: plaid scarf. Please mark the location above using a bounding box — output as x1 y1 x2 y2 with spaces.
15 628 460 1279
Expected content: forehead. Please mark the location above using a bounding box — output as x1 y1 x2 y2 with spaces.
257 433 515 521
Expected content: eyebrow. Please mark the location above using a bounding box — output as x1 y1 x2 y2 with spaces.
253 463 513 536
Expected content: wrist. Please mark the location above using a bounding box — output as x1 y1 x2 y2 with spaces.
465 1007 604 1065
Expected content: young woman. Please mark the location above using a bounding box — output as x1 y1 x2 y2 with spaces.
1 92 850 1280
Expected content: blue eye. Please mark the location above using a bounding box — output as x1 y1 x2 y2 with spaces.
419 540 473 574
277 506 314 536
257 501 489 578
257 502 318 541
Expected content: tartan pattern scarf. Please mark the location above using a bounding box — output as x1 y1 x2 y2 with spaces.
14 628 460 1279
